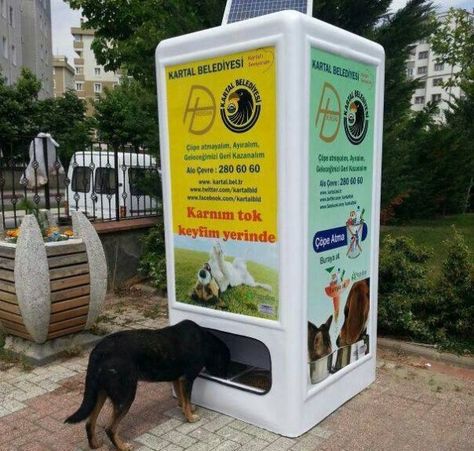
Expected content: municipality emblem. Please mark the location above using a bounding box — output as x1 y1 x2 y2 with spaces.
220 79 261 133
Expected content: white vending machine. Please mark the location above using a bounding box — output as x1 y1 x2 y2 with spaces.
156 10 384 437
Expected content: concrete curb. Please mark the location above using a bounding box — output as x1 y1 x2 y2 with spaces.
4 332 103 366
378 337 474 369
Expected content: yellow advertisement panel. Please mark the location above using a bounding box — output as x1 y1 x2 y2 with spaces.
166 47 278 319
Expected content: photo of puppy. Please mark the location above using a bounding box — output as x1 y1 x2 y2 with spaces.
337 278 370 347
208 242 272 293
65 320 230 451
191 262 221 304
308 315 333 362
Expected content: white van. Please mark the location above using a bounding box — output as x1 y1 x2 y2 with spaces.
67 151 159 220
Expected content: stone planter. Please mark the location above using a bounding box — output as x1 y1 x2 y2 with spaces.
0 211 107 343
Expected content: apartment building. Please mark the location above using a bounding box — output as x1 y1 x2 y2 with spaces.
71 26 120 114
406 10 473 120
53 55 75 97
0 0 53 98
21 0 53 98
0 0 22 85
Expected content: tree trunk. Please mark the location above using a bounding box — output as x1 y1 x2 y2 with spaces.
463 176 473 214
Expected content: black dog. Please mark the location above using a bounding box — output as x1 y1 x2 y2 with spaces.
65 320 230 451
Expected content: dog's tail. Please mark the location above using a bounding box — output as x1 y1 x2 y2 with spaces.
64 354 101 424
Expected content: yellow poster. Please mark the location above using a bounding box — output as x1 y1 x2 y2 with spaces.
165 47 278 319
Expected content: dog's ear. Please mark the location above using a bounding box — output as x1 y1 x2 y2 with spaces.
190 284 201 301
325 315 333 329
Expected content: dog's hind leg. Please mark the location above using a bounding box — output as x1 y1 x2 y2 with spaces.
105 370 137 451
106 402 134 451
86 390 107 449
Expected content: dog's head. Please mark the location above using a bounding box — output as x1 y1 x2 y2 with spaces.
197 263 213 285
191 263 220 303
205 332 230 378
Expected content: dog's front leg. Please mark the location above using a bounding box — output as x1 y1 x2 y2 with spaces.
175 378 197 414
179 377 200 422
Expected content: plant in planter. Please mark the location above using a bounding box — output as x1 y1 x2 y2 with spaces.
0 210 107 344
2 200 74 244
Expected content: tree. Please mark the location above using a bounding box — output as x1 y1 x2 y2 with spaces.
0 68 42 143
37 90 93 163
66 0 226 87
93 79 160 151
0 70 92 164
430 7 474 89
430 7 474 214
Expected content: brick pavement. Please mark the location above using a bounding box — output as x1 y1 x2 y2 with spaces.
0 292 473 450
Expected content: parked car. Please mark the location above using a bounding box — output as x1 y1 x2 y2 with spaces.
67 151 159 220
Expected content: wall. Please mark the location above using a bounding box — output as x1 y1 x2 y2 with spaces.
95 219 157 290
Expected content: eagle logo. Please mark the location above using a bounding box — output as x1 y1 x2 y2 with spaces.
221 82 261 133
344 91 369 145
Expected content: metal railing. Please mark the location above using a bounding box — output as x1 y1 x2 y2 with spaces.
0 137 160 230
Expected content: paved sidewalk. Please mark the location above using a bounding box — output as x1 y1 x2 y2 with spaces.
0 291 473 451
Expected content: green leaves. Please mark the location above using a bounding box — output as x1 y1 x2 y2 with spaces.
430 8 474 88
93 79 160 152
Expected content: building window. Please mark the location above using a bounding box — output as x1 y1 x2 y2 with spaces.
74 34 82 42
8 6 13 26
418 51 428 59
94 67 101 76
1 0 6 18
417 66 427 75
418 80 426 89
76 82 84 91
433 78 443 87
431 94 442 102
94 83 102 93
415 96 425 105
75 66 83 75
406 68 414 77
2 36 7 59
11 45 16 65
434 63 444 71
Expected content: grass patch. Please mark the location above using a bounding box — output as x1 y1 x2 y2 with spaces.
174 248 279 320
381 213 474 281
0 330 33 371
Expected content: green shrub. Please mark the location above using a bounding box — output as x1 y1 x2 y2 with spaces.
378 235 433 340
429 227 474 339
139 215 167 293
378 230 474 352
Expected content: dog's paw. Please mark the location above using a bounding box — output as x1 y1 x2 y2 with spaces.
89 439 103 449
186 413 201 423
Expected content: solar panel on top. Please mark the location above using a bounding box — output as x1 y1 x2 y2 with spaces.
223 0 312 24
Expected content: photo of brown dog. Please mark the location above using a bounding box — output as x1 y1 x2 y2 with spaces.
190 262 221 304
337 278 370 347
